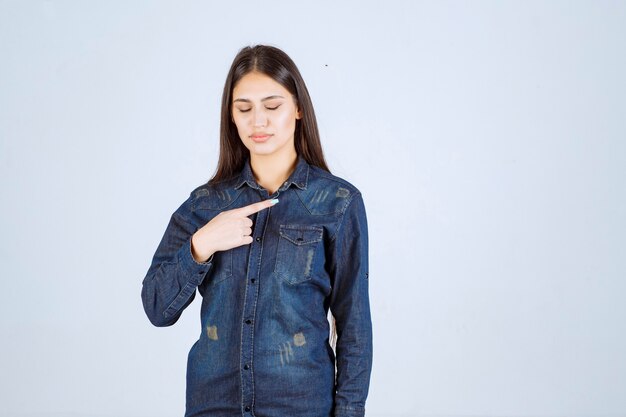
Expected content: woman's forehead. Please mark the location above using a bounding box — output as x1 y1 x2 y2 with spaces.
233 72 290 101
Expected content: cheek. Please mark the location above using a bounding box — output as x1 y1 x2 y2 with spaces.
232 116 248 133
274 110 297 130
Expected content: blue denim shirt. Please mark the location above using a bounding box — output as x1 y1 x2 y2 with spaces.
141 155 373 417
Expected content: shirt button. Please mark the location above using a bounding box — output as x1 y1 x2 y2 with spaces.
255 236 261 242
245 406 251 412
244 364 250 370
250 278 256 283
245 319 252 324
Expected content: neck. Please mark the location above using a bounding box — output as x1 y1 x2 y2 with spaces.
250 150 298 195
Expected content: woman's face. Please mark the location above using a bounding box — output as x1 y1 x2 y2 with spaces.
231 71 301 159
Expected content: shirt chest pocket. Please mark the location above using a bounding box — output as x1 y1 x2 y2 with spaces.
274 224 324 285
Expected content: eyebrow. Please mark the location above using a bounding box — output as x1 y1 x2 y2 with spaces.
233 95 285 103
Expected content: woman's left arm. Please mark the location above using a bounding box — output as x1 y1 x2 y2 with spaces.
328 192 373 417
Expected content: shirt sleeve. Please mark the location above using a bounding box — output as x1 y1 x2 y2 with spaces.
328 192 373 417
141 195 214 327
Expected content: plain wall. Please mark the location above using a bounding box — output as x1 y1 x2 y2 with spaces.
1 1 625 416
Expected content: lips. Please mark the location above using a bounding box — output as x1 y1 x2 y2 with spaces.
250 133 272 143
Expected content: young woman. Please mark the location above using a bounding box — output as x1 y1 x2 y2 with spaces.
141 45 372 417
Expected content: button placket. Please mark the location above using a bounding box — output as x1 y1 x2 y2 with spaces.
240 198 270 415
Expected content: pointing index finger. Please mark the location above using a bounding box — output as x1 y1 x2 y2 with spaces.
239 198 279 216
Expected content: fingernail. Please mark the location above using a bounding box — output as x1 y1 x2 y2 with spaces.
271 199 279 205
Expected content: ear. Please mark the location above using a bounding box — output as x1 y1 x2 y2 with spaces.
296 108 302 120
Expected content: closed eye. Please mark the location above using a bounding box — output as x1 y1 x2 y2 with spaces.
237 105 281 113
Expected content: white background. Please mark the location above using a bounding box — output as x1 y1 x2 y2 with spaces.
1 1 625 416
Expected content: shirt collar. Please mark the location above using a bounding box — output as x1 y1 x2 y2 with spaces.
235 154 309 191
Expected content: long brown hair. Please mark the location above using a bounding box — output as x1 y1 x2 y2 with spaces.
208 44 330 184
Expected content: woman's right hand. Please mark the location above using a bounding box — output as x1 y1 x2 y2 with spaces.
191 198 278 262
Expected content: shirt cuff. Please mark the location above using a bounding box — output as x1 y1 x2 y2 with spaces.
334 406 366 417
177 236 214 284
161 238 214 319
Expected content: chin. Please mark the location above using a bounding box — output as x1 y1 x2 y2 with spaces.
242 137 294 159
247 145 278 157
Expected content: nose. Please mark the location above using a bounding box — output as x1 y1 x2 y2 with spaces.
253 108 267 127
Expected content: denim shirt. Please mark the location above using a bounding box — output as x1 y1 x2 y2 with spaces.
141 155 373 417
